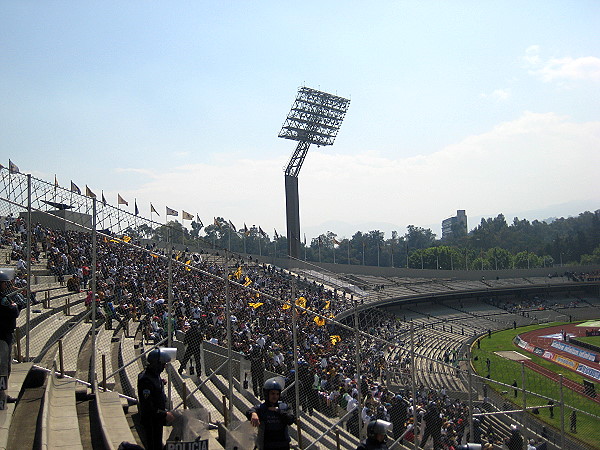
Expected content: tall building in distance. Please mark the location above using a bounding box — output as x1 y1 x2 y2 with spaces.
442 210 468 240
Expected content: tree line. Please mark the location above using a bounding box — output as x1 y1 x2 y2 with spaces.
126 210 600 269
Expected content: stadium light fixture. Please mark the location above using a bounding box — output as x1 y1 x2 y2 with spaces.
279 87 350 258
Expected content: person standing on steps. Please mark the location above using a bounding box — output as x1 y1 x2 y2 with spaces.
0 269 23 407
137 348 176 450
178 320 203 377
246 378 296 450
356 419 393 450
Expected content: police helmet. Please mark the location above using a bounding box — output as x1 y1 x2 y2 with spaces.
0 269 15 282
147 347 177 367
263 378 283 399
367 419 392 439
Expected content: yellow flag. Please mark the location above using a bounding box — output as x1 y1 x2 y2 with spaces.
248 302 263 309
122 235 132 243
243 276 252 287
314 316 326 326
184 260 192 271
255 293 260 298
282 302 291 310
324 300 331 309
151 253 159 258
295 297 307 308
330 335 342 345
234 266 243 280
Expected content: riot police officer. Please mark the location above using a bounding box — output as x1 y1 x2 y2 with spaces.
137 347 176 450
246 378 296 450
178 320 203 376
0 269 22 406
356 419 393 450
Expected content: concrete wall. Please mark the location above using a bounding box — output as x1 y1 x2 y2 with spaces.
266 256 600 282
21 210 93 232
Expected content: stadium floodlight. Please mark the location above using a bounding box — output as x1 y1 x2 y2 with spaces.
279 87 350 258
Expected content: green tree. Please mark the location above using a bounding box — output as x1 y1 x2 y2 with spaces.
580 245 600 264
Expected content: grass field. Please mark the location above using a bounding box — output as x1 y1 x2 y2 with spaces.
576 335 600 348
471 322 600 449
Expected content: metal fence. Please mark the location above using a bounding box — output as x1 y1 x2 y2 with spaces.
1 167 599 449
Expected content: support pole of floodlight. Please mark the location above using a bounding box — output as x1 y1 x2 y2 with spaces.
278 87 350 259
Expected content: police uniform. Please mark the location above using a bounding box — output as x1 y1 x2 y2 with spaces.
246 401 296 450
137 367 169 450
0 290 20 385
179 324 203 375
356 437 389 450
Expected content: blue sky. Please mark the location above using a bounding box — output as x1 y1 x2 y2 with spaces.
2 1 599 239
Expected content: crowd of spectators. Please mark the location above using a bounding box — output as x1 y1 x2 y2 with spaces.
565 270 600 282
0 217 555 448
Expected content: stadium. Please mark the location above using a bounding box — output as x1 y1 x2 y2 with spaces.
0 166 599 450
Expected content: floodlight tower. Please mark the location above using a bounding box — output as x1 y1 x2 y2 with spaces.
278 87 350 258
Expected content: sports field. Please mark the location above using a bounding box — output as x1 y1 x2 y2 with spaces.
577 335 600 347
471 321 600 449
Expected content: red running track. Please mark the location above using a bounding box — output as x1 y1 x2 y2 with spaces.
522 359 600 404
517 322 600 403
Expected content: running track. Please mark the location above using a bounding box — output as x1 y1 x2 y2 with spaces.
518 322 600 404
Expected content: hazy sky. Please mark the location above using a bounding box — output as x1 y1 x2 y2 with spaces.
2 1 599 240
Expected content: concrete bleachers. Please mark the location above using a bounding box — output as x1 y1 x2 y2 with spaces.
3 226 598 449
40 370 83 450
24 297 87 363
95 326 117 391
55 319 93 377
96 391 137 450
0 363 34 450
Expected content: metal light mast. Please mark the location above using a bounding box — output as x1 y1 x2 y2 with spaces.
278 87 350 258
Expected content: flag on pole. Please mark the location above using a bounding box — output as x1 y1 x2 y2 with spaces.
166 206 178 216
196 215 204 228
182 211 193 220
9 160 20 174
274 229 279 239
304 234 307 246
243 276 252 287
228 220 236 232
324 300 331 309
330 335 342 345
150 203 159 215
259 227 267 238
54 175 58 192
101 191 107 205
244 223 250 236
85 185 96 198
134 199 139 215
333 237 340 246
71 181 81 194
118 194 128 206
